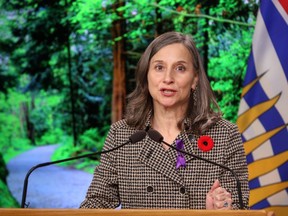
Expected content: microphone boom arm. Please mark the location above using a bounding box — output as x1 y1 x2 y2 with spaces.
21 130 146 208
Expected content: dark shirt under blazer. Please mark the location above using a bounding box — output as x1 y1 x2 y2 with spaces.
80 118 249 209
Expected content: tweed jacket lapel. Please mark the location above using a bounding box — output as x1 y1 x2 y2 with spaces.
182 131 198 163
138 137 184 186
161 131 197 165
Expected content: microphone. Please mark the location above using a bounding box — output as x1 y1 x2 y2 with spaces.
21 130 146 208
147 128 244 209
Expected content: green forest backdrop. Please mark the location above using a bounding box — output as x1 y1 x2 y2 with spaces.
0 0 258 207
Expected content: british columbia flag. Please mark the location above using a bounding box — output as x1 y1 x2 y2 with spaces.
237 0 288 216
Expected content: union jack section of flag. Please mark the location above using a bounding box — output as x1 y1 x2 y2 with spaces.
237 1 288 216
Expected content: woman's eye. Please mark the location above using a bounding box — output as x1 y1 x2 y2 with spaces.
176 65 186 71
155 65 164 71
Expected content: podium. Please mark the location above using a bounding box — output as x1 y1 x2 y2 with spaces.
0 209 274 216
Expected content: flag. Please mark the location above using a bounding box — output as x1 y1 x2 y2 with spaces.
237 1 288 216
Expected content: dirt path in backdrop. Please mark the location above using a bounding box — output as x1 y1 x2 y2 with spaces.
6 145 93 208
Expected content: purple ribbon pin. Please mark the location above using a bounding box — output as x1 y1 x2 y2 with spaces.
176 139 186 169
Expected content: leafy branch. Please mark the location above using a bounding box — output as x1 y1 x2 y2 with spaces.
151 2 255 27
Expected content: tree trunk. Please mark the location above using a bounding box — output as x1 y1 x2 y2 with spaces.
20 100 35 145
66 36 78 146
65 0 77 146
111 1 126 123
155 0 162 37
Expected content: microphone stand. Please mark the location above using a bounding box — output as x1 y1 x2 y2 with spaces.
147 129 244 209
21 130 146 208
21 151 100 208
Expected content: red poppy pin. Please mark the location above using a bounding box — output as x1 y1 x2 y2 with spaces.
197 135 214 152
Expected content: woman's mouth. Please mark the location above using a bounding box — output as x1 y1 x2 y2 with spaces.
160 88 177 96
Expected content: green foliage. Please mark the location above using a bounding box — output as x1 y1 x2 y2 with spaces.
37 128 64 145
70 0 114 33
0 153 19 207
0 2 18 94
209 0 258 21
3 138 32 162
0 87 65 160
79 128 107 152
208 26 254 122
52 135 75 162
51 127 108 173
0 179 19 207
30 91 64 143
0 153 8 183
0 90 32 161
75 160 100 174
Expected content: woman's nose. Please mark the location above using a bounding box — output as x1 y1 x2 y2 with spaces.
163 69 174 84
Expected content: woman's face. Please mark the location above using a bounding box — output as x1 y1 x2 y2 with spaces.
147 43 198 111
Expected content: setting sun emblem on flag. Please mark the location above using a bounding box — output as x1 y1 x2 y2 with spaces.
237 1 288 216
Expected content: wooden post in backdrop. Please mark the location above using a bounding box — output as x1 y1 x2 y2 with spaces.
111 1 126 123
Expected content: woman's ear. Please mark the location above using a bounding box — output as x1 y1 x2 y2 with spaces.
191 75 198 90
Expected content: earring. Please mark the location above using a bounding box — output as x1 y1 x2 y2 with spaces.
192 86 197 104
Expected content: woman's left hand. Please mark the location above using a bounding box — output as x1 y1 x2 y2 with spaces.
206 179 233 210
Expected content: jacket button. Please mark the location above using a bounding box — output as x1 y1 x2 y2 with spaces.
147 186 154 193
179 186 186 194
188 134 195 142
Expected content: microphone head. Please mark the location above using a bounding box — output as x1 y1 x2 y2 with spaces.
129 130 146 144
147 129 163 143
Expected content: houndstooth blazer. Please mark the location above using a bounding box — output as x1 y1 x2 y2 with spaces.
80 118 249 209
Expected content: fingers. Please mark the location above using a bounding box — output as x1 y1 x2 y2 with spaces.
211 184 233 210
209 179 220 193
215 192 230 202
206 180 233 210
206 180 221 209
213 196 233 209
